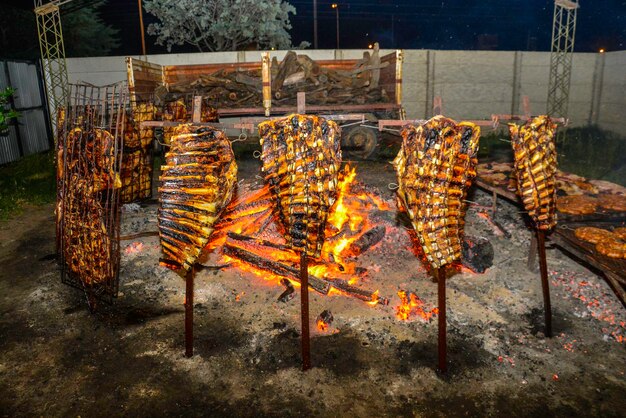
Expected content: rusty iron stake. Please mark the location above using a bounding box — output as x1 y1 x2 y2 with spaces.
437 268 447 374
300 252 311 371
536 229 553 338
185 266 195 357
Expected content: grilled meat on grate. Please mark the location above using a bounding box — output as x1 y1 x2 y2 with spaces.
258 114 341 258
158 124 238 275
393 116 480 269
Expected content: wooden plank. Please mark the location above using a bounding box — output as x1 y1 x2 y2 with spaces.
192 96 202 123
474 179 519 203
297 92 306 114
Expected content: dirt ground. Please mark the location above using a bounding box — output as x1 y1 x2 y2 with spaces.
1 157 625 417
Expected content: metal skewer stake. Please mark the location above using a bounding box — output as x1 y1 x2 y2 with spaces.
185 265 195 357
437 267 447 374
536 229 552 337
300 251 311 371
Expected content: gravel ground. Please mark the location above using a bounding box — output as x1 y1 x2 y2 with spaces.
0 157 624 417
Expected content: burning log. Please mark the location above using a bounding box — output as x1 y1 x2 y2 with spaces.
347 225 386 256
222 243 386 305
332 280 389 305
226 231 291 252
223 244 331 295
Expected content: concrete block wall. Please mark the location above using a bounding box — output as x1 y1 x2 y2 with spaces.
66 49 625 134
597 50 626 133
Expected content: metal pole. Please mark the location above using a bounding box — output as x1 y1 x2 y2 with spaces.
185 266 195 357
437 268 447 373
300 251 311 370
313 0 318 49
138 0 147 56
335 6 339 49
536 229 553 337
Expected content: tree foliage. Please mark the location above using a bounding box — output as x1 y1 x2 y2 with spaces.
0 2 118 59
143 0 305 52
0 88 20 137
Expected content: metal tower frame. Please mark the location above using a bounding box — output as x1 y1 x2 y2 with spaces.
35 0 71 140
546 0 579 120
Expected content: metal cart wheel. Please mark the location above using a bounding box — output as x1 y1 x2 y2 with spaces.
341 125 379 160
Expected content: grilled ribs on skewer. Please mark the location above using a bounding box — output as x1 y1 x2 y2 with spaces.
258 114 341 258
509 116 557 230
158 124 238 275
393 116 480 269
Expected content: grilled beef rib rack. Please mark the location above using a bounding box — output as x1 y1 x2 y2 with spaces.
509 115 558 230
393 115 480 269
158 124 238 276
258 114 342 257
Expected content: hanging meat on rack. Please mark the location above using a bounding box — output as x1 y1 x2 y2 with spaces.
509 116 558 230
60 127 122 285
158 124 238 275
393 116 480 269
258 114 341 257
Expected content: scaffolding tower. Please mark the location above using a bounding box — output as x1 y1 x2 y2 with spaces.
35 0 70 140
546 0 579 120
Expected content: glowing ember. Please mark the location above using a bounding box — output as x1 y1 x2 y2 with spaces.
316 310 334 332
124 241 144 255
395 290 438 321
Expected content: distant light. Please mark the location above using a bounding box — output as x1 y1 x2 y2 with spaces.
331 3 338 8
368 44 373 49
599 48 605 53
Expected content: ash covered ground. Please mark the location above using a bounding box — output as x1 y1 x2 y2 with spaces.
1 158 625 417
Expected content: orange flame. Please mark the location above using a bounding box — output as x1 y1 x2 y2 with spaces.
395 290 438 321
317 318 330 332
205 164 388 304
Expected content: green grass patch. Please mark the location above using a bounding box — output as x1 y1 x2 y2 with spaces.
0 151 56 220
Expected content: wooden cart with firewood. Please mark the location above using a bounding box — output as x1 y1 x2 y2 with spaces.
126 47 404 159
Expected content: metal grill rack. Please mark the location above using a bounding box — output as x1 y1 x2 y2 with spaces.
57 82 126 309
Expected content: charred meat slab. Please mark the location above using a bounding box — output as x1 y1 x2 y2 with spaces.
509 116 557 230
258 114 341 258
158 124 237 275
393 116 480 269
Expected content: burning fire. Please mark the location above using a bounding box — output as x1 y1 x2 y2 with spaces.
205 164 391 305
395 290 438 321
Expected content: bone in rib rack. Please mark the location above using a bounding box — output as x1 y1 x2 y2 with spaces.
509 115 558 230
258 114 341 257
158 124 238 275
393 115 480 269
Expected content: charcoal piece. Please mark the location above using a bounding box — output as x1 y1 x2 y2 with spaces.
461 236 494 273
278 278 295 302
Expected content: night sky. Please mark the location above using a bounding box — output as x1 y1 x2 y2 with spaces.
45 0 626 55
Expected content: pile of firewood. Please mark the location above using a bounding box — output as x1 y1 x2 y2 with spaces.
162 46 390 108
